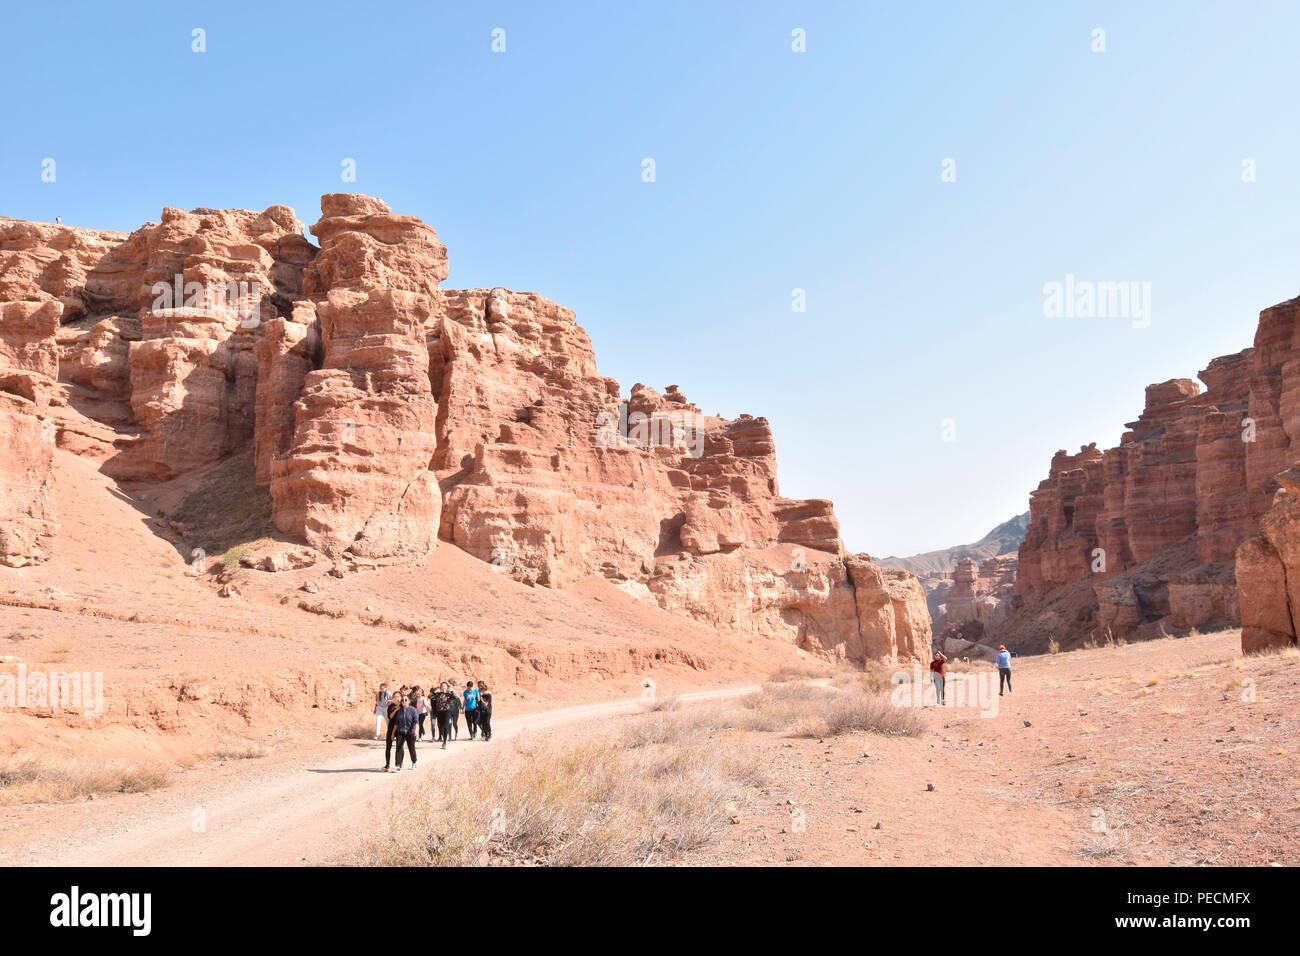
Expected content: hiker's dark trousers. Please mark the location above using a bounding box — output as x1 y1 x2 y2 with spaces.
418 713 427 737
465 709 479 737
384 720 397 766
436 710 453 743
478 710 492 740
395 731 416 767
999 668 1012 694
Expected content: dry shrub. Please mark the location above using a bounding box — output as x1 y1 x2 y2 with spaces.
793 693 924 738
641 694 681 713
767 663 836 682
336 721 377 740
210 742 270 760
0 755 170 806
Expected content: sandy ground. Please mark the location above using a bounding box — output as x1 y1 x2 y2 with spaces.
687 629 1298 867
3 628 1292 867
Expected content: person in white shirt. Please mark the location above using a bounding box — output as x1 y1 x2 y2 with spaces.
373 683 392 739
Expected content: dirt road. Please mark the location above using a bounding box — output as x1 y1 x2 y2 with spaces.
11 685 762 867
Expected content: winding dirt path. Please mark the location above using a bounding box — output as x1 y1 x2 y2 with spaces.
13 685 763 867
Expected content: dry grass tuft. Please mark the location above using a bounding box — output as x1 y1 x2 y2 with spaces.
767 663 837 682
0 755 171 805
336 721 377 740
210 742 270 760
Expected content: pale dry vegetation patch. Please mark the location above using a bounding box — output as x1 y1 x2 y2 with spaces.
767 663 837 682
0 755 170 805
349 733 765 867
209 742 270 760
351 679 920 866
336 721 377 740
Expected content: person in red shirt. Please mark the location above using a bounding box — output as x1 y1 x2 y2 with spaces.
929 652 947 706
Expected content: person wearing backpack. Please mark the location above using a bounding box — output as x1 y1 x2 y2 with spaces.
373 683 392 740
463 680 480 739
476 681 493 741
390 694 419 771
448 686 462 740
431 682 456 750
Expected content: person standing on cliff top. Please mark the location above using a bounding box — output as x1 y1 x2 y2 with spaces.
463 680 481 739
476 681 493 741
996 645 1013 696
929 652 947 706
373 682 391 740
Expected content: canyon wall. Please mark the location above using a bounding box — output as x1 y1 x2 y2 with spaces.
0 199 930 664
1008 294 1300 653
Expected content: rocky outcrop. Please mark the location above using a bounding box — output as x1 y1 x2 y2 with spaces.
0 197 930 663
935 555 1018 636
1236 469 1300 652
1012 293 1300 653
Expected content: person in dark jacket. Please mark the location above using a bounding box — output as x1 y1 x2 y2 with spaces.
390 694 419 771
431 682 456 750
476 680 493 741
382 694 403 772
448 686 462 740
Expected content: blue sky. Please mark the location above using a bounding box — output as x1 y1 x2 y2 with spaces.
5 1 1299 556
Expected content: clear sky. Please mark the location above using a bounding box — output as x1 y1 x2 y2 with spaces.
5 1 1299 556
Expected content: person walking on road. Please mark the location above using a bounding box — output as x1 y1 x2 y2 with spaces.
413 686 428 740
996 644 1013 696
448 686 462 739
382 693 402 771
929 652 947 706
431 681 456 749
463 680 480 740
391 694 419 772
476 680 493 741
373 682 391 739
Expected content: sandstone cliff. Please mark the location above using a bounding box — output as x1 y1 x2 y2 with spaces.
1009 294 1300 653
0 199 929 664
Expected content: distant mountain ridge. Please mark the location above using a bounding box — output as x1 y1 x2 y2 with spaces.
878 513 1030 576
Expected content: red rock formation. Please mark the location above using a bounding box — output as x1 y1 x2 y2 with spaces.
1236 469 1300 652
936 555 1018 634
0 197 930 663
1013 293 1300 652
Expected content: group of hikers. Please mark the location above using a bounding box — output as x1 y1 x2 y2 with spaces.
927 644 1014 705
373 680 494 772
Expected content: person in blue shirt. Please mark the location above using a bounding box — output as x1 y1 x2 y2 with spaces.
996 644 1013 695
463 681 480 739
